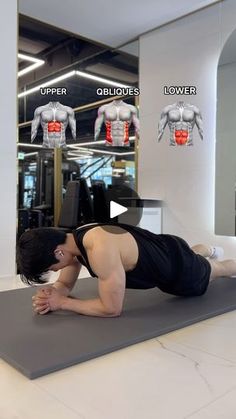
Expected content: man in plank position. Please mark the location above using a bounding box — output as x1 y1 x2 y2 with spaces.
17 223 231 317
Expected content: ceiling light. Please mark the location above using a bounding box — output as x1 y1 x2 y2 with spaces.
18 70 76 98
18 68 132 98
67 140 105 148
67 137 135 148
73 147 94 153
18 139 136 151
80 148 135 156
17 143 42 148
68 150 94 156
67 156 93 160
75 70 130 88
18 53 45 78
24 152 38 157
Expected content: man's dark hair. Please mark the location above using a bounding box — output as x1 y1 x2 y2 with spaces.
16 228 67 285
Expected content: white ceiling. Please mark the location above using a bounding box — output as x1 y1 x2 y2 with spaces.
19 0 220 49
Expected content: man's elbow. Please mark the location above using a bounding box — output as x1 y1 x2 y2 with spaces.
108 309 122 318
103 306 122 317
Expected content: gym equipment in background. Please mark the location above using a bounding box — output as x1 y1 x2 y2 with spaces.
91 180 110 222
58 179 94 229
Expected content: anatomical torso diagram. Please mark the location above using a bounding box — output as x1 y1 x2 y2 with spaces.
31 101 76 148
94 99 140 147
157 101 203 146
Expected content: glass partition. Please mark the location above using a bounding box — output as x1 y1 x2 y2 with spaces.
215 28 236 236
18 14 139 233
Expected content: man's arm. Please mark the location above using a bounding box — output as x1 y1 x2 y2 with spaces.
61 239 126 317
52 258 81 295
32 259 81 314
39 234 126 317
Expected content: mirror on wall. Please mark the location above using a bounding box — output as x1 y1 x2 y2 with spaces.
18 15 139 234
215 28 236 236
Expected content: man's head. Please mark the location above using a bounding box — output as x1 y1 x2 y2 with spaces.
17 228 74 285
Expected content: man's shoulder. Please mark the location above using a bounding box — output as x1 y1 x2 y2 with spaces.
82 225 127 251
82 226 107 249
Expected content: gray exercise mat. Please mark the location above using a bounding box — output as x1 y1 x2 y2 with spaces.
0 277 236 379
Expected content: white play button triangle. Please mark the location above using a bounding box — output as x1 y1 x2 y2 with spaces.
110 200 128 219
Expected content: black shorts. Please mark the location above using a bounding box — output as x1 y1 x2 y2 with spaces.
157 235 212 297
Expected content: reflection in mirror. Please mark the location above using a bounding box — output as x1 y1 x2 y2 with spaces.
18 15 139 235
215 28 236 236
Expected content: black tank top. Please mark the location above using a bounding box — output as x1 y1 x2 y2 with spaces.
72 223 176 290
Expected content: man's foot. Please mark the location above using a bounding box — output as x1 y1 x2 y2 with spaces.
209 246 224 260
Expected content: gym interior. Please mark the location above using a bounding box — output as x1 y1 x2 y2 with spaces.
1 1 236 418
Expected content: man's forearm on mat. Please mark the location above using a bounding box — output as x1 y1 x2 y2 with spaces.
60 297 121 317
52 281 71 296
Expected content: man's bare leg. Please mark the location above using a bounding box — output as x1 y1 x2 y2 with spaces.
192 243 236 280
191 244 212 258
208 259 236 280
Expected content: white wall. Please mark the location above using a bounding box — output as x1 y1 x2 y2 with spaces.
139 0 236 257
0 3 17 277
215 61 236 236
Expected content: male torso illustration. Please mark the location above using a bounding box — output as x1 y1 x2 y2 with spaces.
31 102 76 148
158 101 203 146
94 100 140 146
